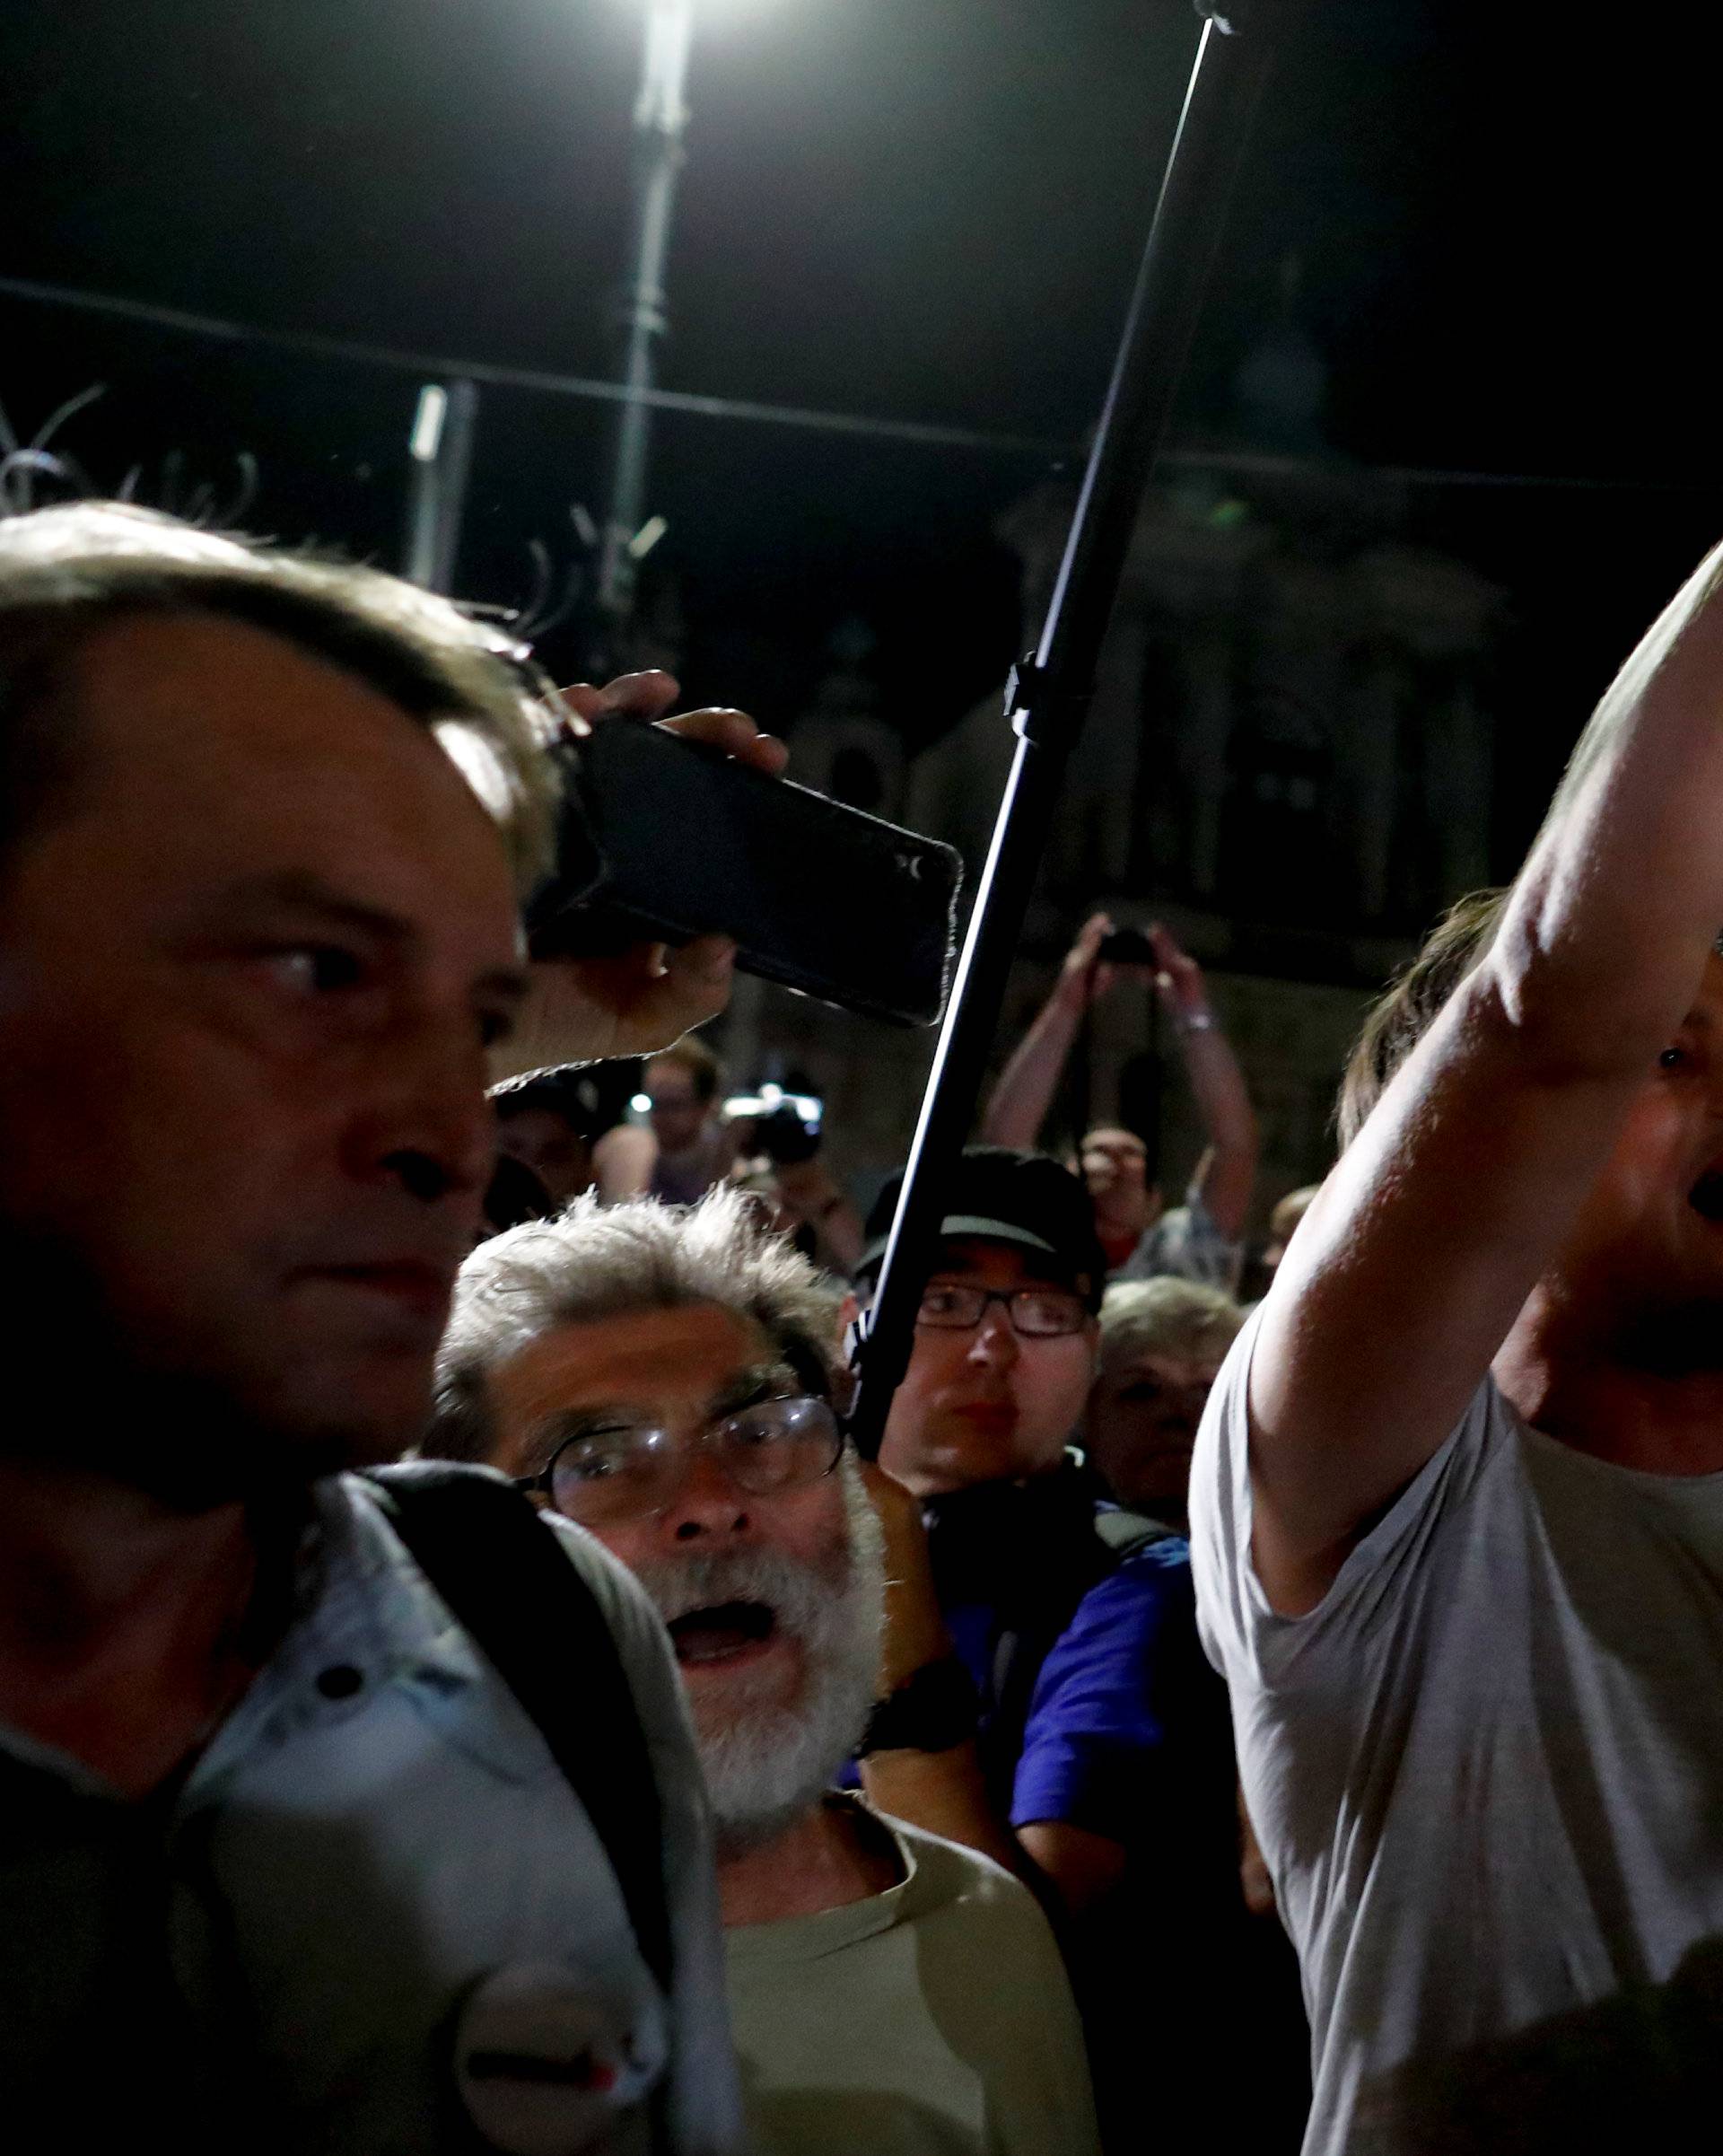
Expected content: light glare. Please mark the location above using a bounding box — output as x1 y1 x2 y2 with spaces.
409 385 447 463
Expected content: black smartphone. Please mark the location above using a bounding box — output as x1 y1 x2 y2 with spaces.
525 722 964 1030
1098 925 1158 968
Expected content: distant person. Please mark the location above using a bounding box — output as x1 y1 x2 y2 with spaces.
431 1188 1100 2156
1086 1278 1246 1538
595 1035 739 1205
491 1063 604 1205
730 1098 867 1277
1237 1182 1324 1306
1260 1183 1319 1278
849 1155 1224 2130
851 1151 1131 1856
0 502 782 2152
983 914 1258 1288
1193 536 1723 2152
849 1149 1260 2147
1080 1275 1311 2144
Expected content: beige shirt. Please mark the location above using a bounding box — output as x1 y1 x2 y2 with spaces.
724 1801 1099 2156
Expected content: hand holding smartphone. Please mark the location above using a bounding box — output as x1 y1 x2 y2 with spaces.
526 720 964 1030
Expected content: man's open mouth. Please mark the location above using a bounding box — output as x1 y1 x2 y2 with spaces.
665 1599 779 1666
1689 1169 1723 1224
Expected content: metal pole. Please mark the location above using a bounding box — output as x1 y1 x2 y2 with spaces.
847 0 1290 1457
403 377 478 593
597 0 695 635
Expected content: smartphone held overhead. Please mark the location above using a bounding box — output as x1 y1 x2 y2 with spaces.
1097 925 1158 968
525 721 964 1029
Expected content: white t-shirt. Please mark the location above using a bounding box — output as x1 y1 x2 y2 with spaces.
1191 1307 1723 2156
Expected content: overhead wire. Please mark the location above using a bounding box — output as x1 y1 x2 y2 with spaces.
2 272 1719 496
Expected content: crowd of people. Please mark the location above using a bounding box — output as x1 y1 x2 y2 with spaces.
4 494 1721 2156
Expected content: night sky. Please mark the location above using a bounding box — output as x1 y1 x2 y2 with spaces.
4 0 1719 864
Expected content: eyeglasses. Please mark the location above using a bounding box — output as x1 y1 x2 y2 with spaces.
915 1281 1090 1338
514 1393 844 1526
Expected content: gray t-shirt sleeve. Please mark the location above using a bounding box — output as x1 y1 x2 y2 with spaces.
1188 1302 1509 1696
543 1518 747 2156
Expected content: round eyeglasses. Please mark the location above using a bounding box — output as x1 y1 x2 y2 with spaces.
514 1393 845 1527
915 1281 1089 1337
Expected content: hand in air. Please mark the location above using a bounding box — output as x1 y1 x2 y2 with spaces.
557 670 790 778
1146 923 1211 1026
1054 913 1117 1008
858 1458 954 1697
502 672 789 1071
1055 911 1156 1010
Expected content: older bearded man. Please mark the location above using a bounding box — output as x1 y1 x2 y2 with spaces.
429 1188 1099 2156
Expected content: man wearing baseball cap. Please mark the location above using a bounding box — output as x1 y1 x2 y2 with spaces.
853 1147 1262 2150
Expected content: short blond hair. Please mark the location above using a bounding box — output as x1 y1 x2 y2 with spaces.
1268 1185 1319 1244
0 502 560 886
1098 1276 1244 1371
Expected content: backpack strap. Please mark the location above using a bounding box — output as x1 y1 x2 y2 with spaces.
360 1462 673 1994
1094 1506 1180 1561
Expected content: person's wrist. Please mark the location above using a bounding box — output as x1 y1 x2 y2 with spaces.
857 1656 978 1758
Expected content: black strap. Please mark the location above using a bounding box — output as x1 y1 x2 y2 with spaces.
361 1463 673 1994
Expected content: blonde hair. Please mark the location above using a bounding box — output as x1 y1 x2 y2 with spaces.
1098 1276 1244 1371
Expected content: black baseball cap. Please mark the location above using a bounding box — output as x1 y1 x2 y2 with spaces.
857 1146 1106 1311
488 1064 605 1137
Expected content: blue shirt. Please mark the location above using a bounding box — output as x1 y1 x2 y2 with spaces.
1010 1536 1224 1843
1022 1530 1303 2151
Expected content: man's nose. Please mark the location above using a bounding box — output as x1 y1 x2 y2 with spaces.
660 1442 753 1544
966 1305 1020 1370
347 1026 495 1207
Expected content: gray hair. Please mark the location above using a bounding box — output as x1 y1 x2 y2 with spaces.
1098 1276 1244 1371
633 1450 885 1856
0 502 559 885
430 1185 847 1461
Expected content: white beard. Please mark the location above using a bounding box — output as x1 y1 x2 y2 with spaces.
631 1455 886 1856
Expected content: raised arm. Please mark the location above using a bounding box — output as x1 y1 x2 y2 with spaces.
592 1122 657 1205
855 1467 1132 1915
767 1156 868 1276
854 1465 1029 1879
1248 542 1723 1615
981 914 1120 1149
1148 926 1258 1242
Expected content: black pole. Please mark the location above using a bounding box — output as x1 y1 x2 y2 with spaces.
848 0 1288 1456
